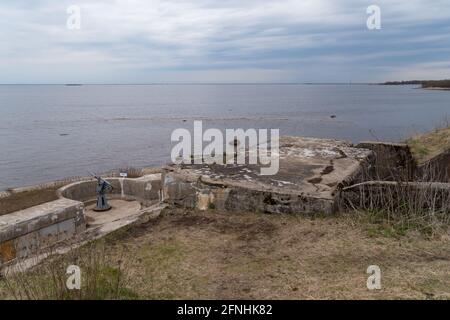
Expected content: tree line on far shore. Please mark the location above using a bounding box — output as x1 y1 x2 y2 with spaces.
382 79 450 88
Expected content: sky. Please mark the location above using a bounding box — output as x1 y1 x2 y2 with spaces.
1 0 450 84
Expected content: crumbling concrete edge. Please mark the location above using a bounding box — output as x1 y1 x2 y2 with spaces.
162 168 337 214
0 203 167 275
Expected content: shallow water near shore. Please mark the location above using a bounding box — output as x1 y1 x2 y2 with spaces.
0 84 449 190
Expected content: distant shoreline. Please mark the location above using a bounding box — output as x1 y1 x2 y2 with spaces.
382 79 450 91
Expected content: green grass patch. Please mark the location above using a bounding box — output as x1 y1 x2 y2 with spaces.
407 126 450 164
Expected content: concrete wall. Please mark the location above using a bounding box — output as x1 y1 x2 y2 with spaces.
58 174 162 204
0 174 162 266
417 150 450 182
0 199 85 265
162 171 335 214
356 141 416 181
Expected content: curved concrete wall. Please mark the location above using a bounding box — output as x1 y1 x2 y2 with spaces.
0 174 162 267
58 174 162 204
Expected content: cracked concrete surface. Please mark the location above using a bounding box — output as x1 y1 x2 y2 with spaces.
163 136 373 214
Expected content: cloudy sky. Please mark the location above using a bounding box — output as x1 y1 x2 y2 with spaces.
1 0 450 84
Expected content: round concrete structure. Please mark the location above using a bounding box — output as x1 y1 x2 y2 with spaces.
57 174 162 205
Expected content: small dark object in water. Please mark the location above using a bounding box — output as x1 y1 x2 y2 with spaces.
330 115 337 119
182 119 187 122
59 133 69 136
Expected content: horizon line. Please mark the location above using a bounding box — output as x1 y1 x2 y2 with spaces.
0 82 379 86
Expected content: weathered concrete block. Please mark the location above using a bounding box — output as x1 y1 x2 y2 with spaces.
0 199 85 243
356 141 416 181
163 136 372 215
38 224 60 248
58 219 77 241
0 199 86 264
0 240 15 264
162 173 198 208
124 174 162 202
15 232 39 260
418 150 450 182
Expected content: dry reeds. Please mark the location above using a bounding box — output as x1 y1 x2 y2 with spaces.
339 151 450 236
0 242 138 300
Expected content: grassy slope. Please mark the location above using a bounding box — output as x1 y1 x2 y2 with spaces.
3 209 448 300
407 126 450 164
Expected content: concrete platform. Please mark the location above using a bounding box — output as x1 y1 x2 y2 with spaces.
163 136 372 214
0 174 164 267
2 202 167 274
85 199 142 227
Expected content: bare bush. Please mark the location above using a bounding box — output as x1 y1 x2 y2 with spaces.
340 154 450 236
115 167 144 178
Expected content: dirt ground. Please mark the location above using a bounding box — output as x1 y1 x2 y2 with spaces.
98 208 450 300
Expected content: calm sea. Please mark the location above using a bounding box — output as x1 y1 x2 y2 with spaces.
0 84 449 190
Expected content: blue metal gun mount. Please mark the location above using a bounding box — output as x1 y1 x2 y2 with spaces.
90 173 114 212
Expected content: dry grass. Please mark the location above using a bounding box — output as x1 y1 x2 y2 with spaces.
141 167 163 175
0 187 59 216
102 209 450 299
407 126 450 164
4 208 445 300
0 242 139 300
114 167 145 179
0 176 89 216
340 181 450 237
340 137 450 237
